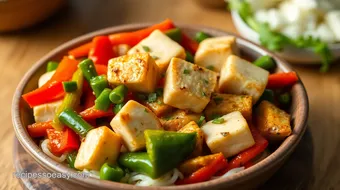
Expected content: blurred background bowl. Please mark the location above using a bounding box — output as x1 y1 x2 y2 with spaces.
231 10 340 64
0 0 65 32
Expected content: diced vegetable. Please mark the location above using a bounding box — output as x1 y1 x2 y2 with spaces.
79 106 114 121
22 56 79 108
62 81 78 92
118 152 155 177
178 121 204 157
267 72 298 89
165 28 182 43
194 31 210 43
253 55 276 70
58 108 94 137
67 151 77 169
89 36 116 65
52 68 84 131
74 126 122 170
256 101 292 141
100 163 124 182
176 153 227 185
257 89 274 104
94 64 108 76
46 127 80 155
179 153 224 176
185 50 194 63
109 85 128 104
46 61 59 72
79 59 98 82
278 92 291 107
27 121 53 138
144 130 196 178
95 88 112 111
181 33 199 55
90 75 109 97
68 42 93 59
113 103 124 114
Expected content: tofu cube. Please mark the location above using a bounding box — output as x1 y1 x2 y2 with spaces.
128 30 186 73
201 111 255 158
195 36 238 72
142 96 173 117
164 58 218 113
74 126 122 171
110 100 162 152
204 93 252 121
33 100 62 123
160 110 202 131
108 53 160 93
256 101 292 141
218 55 269 104
178 121 204 157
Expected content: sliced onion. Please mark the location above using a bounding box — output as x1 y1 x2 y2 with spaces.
41 139 67 162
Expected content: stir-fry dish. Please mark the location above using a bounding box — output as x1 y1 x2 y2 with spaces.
23 19 299 186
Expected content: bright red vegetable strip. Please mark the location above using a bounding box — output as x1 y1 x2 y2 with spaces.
94 64 108 76
218 127 268 175
79 106 114 121
22 57 79 107
266 72 299 89
181 33 199 55
89 36 116 65
27 121 53 138
68 19 175 58
176 153 228 185
46 128 80 155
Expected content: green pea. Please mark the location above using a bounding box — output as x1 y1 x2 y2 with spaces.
195 31 210 43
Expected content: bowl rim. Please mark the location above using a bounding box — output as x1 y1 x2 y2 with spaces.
230 10 340 50
12 22 309 189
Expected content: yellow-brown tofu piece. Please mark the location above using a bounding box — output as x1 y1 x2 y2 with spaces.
142 96 173 117
256 101 292 141
74 126 122 171
204 93 252 121
163 58 218 113
178 121 204 157
107 53 160 93
110 100 162 152
160 110 202 131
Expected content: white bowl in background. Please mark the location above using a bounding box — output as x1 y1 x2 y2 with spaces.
231 10 340 64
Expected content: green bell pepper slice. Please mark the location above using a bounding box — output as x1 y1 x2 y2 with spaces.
100 163 125 182
118 152 155 178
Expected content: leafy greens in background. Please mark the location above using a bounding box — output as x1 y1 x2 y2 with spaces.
229 0 333 72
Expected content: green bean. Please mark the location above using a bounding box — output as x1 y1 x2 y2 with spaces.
90 75 109 97
67 152 77 169
62 81 78 92
195 31 210 43
113 103 124 114
109 85 128 104
46 61 59 72
253 55 276 70
185 51 194 63
79 59 98 82
278 92 291 106
95 88 112 111
165 28 182 43
58 108 94 137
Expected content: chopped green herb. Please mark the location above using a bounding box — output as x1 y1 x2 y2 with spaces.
183 69 191 75
206 65 214 70
211 114 221 120
147 93 157 103
151 55 159 60
155 88 163 97
220 132 229 137
144 108 148 113
113 103 124 114
203 79 209 84
202 92 207 97
212 117 225 124
213 97 223 105
157 100 163 105
197 116 205 127
142 46 151 52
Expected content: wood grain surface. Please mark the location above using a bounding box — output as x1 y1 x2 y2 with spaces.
1 0 339 189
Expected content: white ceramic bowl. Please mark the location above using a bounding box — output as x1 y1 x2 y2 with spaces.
231 10 340 64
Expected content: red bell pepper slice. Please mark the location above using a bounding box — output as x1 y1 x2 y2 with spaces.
22 57 79 107
94 64 108 76
89 36 116 65
68 19 175 58
176 153 228 185
46 127 80 155
79 106 114 121
27 121 53 138
181 33 199 55
218 127 268 175
266 72 299 89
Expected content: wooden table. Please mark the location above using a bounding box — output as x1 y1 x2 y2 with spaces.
1 0 339 189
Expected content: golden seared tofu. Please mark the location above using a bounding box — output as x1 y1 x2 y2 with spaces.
218 55 269 104
142 95 173 117
178 121 204 157
163 58 218 113
128 30 186 73
107 53 160 93
74 126 122 171
160 110 202 131
204 93 252 121
256 101 292 141
110 100 162 152
195 36 238 72
201 111 255 158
